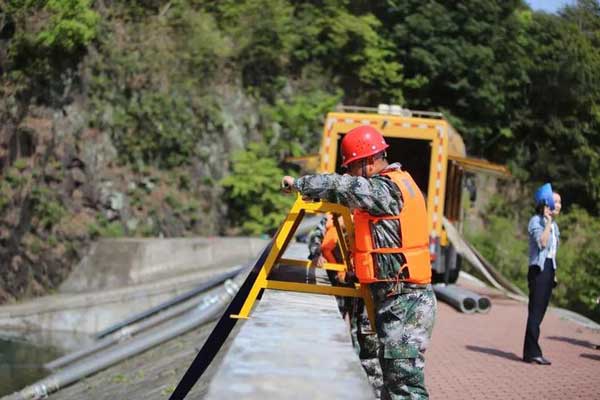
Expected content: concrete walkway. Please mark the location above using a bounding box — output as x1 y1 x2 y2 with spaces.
205 290 374 400
427 283 600 400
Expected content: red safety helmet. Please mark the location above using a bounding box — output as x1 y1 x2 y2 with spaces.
340 125 389 167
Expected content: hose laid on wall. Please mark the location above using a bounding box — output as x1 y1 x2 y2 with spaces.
94 265 244 340
45 266 244 370
6 273 246 400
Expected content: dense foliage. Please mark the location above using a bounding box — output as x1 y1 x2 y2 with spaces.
0 0 599 312
221 142 295 235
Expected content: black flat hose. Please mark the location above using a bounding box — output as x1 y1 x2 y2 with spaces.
94 266 244 339
5 274 246 400
45 267 245 370
168 241 273 400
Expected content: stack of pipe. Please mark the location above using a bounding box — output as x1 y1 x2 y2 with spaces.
433 284 491 314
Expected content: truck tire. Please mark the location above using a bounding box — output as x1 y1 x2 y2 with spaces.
432 244 460 284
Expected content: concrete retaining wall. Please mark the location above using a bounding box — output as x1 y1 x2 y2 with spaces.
0 267 238 334
0 237 268 333
60 237 267 292
205 242 375 399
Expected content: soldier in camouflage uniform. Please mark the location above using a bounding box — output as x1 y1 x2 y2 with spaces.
307 216 350 315
350 293 385 398
282 125 436 400
308 216 384 398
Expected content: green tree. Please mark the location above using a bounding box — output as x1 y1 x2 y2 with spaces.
509 2 600 213
369 0 528 151
3 0 99 103
220 143 295 235
213 0 300 99
262 89 342 158
293 0 405 104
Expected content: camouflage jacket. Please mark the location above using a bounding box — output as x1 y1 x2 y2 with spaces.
295 162 405 280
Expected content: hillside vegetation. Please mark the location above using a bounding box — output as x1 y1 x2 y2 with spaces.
0 0 598 321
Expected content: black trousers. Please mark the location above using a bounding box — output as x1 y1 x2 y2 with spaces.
523 258 555 359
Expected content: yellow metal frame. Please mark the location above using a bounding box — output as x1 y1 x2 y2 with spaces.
231 195 376 331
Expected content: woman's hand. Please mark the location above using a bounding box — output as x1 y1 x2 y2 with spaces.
543 205 553 224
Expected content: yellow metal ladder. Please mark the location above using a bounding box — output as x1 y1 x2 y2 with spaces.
231 195 376 331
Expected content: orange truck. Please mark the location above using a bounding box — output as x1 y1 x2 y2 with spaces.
292 104 509 283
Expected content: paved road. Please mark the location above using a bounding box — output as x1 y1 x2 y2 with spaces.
427 283 600 400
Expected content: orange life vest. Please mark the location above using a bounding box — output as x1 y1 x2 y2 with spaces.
352 169 431 284
320 214 349 283
321 215 338 263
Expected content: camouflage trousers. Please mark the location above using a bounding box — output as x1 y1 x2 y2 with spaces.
370 282 437 400
350 298 384 399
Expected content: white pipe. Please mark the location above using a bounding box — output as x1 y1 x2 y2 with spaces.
446 285 492 314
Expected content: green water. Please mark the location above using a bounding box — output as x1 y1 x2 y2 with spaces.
0 337 63 396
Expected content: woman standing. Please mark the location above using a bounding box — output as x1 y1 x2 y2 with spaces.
523 184 561 365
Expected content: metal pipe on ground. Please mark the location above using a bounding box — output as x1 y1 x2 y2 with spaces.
448 285 492 314
44 284 218 370
94 265 244 340
433 284 477 314
476 296 492 313
46 266 244 370
5 272 247 400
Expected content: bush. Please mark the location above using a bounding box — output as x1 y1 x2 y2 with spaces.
553 206 600 322
262 89 342 158
31 186 67 230
221 142 295 235
7 0 99 65
37 0 99 52
88 216 125 238
466 212 529 293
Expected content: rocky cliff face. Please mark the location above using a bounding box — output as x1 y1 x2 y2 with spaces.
0 74 261 302
0 1 326 303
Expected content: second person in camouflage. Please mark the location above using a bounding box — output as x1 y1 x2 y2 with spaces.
307 214 384 398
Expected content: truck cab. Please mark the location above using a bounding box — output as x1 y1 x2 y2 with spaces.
314 104 509 283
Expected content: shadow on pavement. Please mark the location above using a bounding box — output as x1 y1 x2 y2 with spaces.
546 335 597 349
465 345 522 362
580 353 600 361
